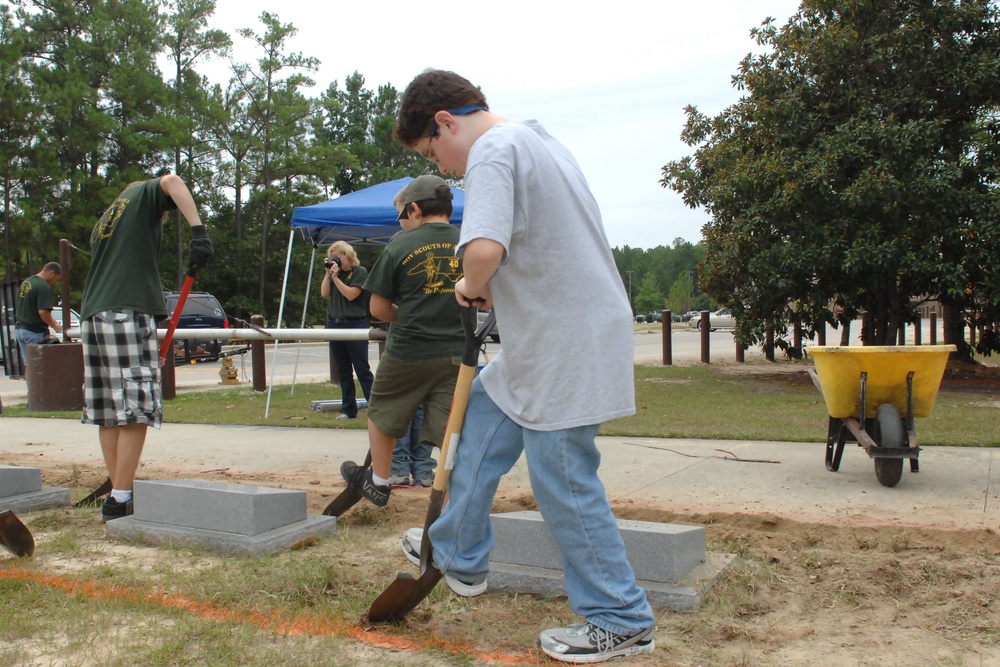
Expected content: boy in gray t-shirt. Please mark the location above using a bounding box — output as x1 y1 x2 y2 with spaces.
392 70 655 664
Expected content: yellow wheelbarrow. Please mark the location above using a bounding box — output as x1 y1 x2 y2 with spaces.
807 345 956 487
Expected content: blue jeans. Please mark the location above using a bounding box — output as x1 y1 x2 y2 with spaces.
428 378 654 634
327 318 374 418
14 328 48 369
391 406 435 482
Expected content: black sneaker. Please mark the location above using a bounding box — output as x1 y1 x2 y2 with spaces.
340 460 390 507
538 621 654 663
101 496 134 523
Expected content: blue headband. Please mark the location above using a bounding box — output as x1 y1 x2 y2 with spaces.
428 105 488 137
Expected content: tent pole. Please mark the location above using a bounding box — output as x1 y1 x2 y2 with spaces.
290 243 319 395
265 228 297 418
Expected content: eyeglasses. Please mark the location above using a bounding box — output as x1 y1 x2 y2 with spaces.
425 104 488 138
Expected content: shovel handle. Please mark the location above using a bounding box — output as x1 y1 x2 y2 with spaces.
366 306 492 623
159 275 194 360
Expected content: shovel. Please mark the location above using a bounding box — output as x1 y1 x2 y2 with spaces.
73 477 113 508
159 274 195 361
0 510 35 557
321 450 372 517
367 306 492 623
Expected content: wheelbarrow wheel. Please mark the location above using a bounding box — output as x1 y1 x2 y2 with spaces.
873 404 905 488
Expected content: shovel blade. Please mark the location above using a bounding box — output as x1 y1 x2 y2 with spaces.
73 477 112 508
367 569 443 624
0 510 35 557
321 488 363 517
322 450 372 517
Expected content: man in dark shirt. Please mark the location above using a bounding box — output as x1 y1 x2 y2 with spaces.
14 262 62 365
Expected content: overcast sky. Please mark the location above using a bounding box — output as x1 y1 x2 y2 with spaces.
202 0 804 249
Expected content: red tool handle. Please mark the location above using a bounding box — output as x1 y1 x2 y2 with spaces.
159 274 194 360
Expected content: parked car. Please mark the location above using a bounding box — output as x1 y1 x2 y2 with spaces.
163 291 229 362
687 308 737 331
477 309 500 343
635 312 663 324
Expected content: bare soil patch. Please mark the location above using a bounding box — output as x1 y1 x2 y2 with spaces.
9 458 997 667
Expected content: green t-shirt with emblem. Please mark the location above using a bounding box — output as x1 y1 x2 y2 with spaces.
81 178 175 320
326 265 370 320
15 275 55 333
364 222 464 359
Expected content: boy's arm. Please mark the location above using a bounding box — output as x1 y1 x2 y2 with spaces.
160 174 213 277
38 308 61 333
455 238 503 307
369 294 397 323
159 174 202 227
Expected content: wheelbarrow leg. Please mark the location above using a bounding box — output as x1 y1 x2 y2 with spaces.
906 371 920 474
825 417 848 472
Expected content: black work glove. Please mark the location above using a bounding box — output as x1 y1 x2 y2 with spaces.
187 225 214 277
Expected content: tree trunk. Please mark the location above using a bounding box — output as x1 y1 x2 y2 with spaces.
942 301 972 360
3 174 11 277
839 320 851 345
258 197 269 311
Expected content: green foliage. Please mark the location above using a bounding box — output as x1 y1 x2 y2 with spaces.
667 271 695 314
612 239 706 314
663 0 1000 353
0 3 420 327
634 273 663 314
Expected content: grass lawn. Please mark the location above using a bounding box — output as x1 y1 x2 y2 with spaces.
5 362 998 446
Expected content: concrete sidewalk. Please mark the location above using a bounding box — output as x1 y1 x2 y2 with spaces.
2 417 997 531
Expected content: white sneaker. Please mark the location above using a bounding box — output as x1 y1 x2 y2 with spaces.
538 622 655 663
400 527 487 597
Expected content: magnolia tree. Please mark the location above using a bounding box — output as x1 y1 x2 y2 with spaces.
663 0 1000 355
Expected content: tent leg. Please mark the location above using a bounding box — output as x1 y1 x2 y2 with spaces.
265 228 297 418
290 244 319 396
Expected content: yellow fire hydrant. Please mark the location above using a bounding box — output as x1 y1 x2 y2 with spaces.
218 356 240 385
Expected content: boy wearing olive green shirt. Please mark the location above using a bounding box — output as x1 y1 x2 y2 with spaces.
340 175 462 506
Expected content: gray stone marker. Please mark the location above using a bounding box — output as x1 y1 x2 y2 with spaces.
105 479 336 556
0 465 70 513
487 510 733 610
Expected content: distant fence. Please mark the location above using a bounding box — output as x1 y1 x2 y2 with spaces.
659 310 949 365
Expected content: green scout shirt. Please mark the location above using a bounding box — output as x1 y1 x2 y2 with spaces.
364 222 464 359
15 275 54 333
326 265 370 320
81 178 175 320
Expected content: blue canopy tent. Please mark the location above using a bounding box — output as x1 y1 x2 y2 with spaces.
289 176 464 246
267 177 464 415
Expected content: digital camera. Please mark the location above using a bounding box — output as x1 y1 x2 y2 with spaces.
324 257 340 270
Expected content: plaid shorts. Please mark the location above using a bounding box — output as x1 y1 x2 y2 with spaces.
81 310 162 428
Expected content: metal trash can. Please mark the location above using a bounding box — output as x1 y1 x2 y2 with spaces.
25 342 84 412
